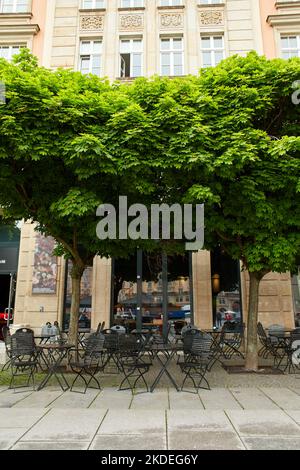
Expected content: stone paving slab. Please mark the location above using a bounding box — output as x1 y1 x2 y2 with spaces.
13 390 64 408
131 390 169 410
169 390 204 410
198 388 242 410
0 389 33 408
243 436 300 450
0 428 29 450
20 409 107 442
0 408 48 428
167 410 244 450
90 434 166 451
11 441 90 450
260 387 300 410
226 409 300 436
230 387 278 410
89 388 132 409
98 410 165 435
49 389 100 409
285 410 300 424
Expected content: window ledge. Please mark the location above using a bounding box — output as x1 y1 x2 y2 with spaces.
0 12 33 19
197 3 225 7
79 8 106 13
276 1 300 8
0 23 39 34
157 5 185 10
118 7 146 12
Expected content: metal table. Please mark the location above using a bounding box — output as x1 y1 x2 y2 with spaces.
36 343 74 391
148 343 183 392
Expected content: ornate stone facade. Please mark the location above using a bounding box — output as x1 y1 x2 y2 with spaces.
80 15 104 32
160 13 183 29
119 14 144 31
199 10 224 26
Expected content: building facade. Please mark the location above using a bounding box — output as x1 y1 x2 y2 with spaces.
1 0 298 332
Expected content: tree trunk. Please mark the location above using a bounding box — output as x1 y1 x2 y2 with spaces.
245 271 264 371
68 262 85 348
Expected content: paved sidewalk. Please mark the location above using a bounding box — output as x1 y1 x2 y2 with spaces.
0 386 300 450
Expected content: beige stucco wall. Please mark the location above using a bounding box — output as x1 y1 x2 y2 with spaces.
14 222 66 333
48 0 265 80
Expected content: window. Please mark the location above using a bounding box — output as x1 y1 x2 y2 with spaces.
82 0 105 8
281 35 300 59
121 0 144 7
160 0 183 6
0 0 28 12
160 37 184 76
0 45 23 61
120 38 143 78
201 35 224 67
79 40 102 76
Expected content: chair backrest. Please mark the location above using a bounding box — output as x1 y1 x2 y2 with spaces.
11 328 36 356
257 322 267 340
111 325 126 334
118 334 143 354
84 332 105 358
96 321 106 334
103 331 119 351
183 331 213 359
2 325 10 342
181 324 199 338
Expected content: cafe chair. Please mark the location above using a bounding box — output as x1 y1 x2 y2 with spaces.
69 332 106 394
117 334 152 394
179 330 214 392
9 328 38 392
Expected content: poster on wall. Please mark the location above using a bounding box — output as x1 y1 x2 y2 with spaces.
32 234 57 294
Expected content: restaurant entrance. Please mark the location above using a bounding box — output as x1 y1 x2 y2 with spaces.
112 250 193 338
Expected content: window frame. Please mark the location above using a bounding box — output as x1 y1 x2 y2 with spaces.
79 39 102 77
0 0 29 13
280 34 300 58
160 37 184 77
200 34 225 68
119 38 143 78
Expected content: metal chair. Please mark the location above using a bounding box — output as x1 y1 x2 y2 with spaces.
117 334 152 394
1 325 12 371
69 332 106 393
219 322 245 359
179 330 214 392
282 329 300 374
9 328 38 392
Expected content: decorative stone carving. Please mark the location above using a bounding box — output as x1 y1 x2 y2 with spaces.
160 13 183 29
119 14 143 31
199 10 223 26
80 15 104 32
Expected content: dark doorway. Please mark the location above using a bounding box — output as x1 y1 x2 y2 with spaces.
0 274 10 312
210 247 242 328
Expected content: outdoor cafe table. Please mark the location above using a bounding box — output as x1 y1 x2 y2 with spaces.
36 343 74 391
147 343 183 393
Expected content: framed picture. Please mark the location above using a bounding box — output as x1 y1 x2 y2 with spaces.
32 234 57 294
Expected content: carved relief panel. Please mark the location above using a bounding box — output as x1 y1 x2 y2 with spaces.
80 14 105 32
119 14 144 31
198 9 224 27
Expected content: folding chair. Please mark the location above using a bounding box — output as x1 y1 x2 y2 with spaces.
179 330 214 392
69 332 106 393
9 328 38 392
117 334 152 394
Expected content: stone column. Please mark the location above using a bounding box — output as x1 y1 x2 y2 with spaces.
91 256 112 331
192 250 212 329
